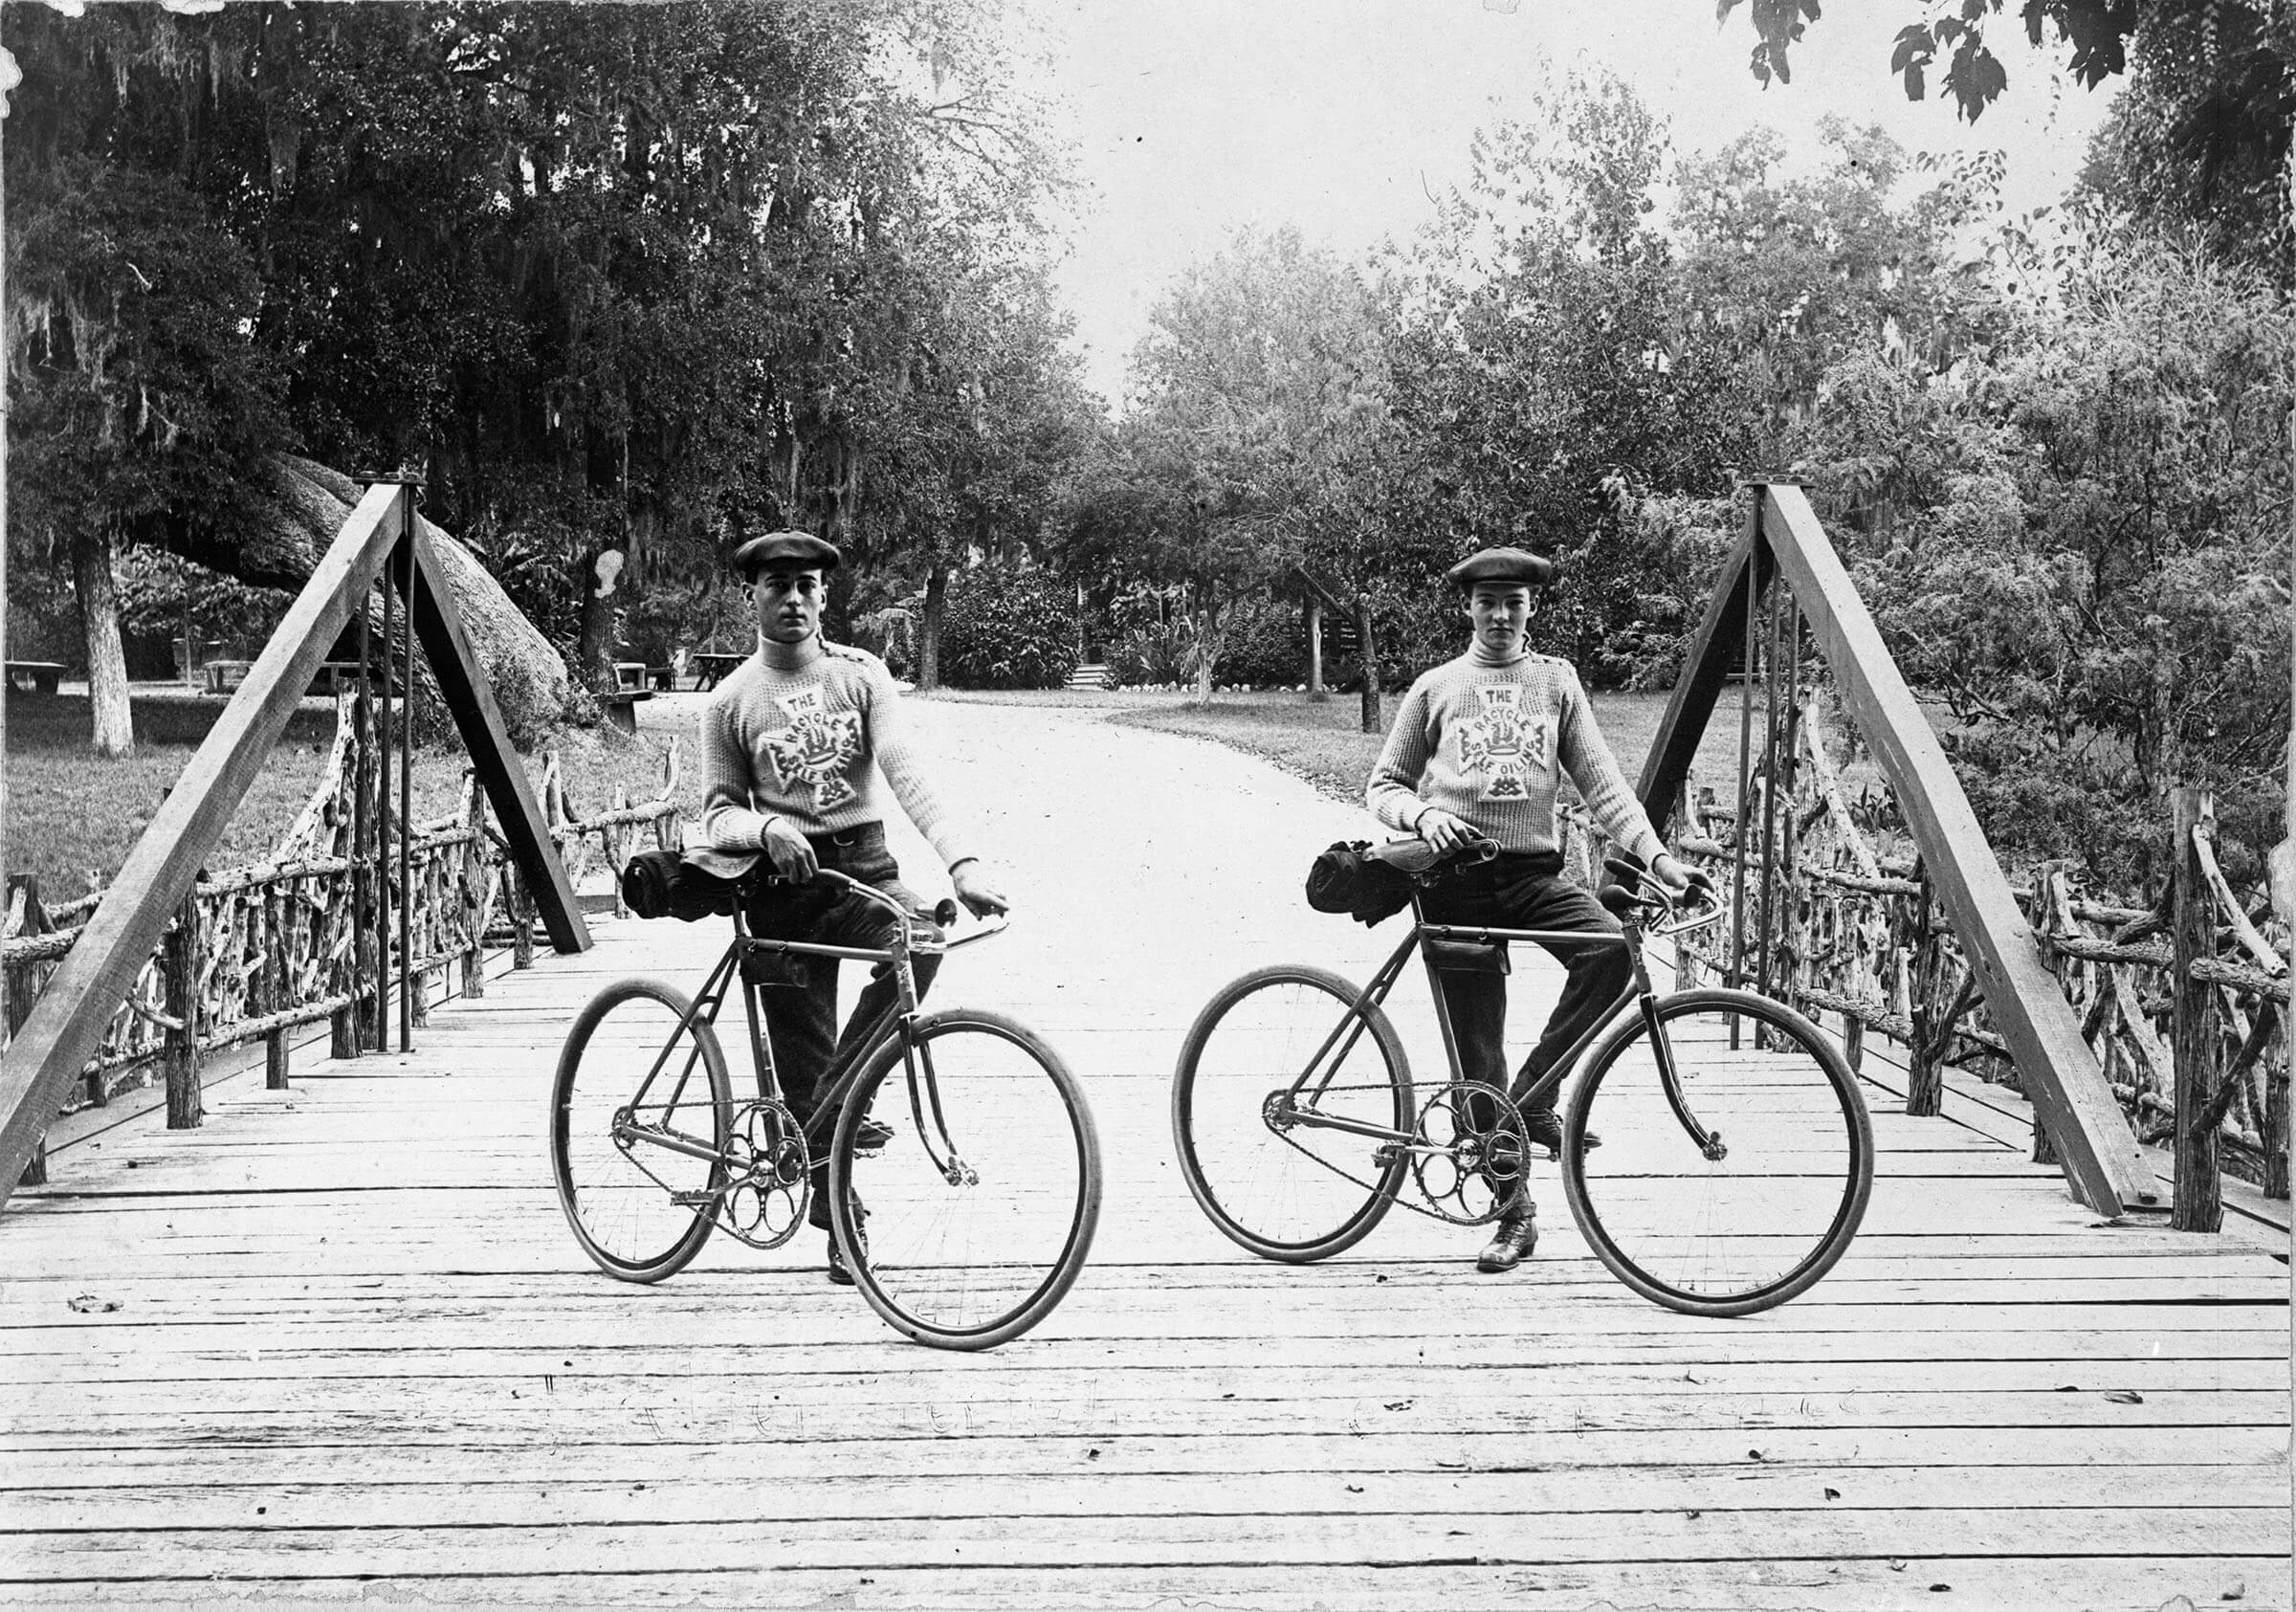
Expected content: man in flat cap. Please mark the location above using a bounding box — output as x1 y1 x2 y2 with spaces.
1366 544 1696 1275
691 530 1007 1283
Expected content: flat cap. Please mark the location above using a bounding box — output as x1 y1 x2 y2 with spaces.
1446 546 1554 590
732 530 841 579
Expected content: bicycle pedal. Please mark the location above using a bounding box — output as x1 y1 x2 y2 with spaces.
670 1190 717 1208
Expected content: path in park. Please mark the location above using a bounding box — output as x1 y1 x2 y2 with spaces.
0 696 2286 1608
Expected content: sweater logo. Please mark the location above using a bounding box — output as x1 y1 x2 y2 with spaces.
765 688 864 810
1459 684 1545 802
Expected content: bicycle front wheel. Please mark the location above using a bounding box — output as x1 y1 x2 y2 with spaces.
1562 988 1874 1316
1172 965 1413 1263
551 979 732 1284
832 1010 1101 1350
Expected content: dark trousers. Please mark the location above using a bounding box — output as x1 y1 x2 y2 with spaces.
1418 851 1629 1113
738 823 942 1129
740 825 940 1235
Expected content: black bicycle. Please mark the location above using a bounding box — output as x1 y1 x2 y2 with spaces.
1172 849 1874 1315
551 869 1102 1350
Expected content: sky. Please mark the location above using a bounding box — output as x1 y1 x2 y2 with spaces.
1026 0 2121 406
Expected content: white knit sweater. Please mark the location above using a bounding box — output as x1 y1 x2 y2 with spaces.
1365 645 1666 865
692 637 974 875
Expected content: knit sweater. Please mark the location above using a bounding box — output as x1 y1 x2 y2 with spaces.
693 636 975 876
1365 645 1666 866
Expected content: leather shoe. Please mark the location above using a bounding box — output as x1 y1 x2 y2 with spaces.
852 1115 894 1155
1475 1200 1537 1273
1521 1105 1599 1159
827 1224 867 1286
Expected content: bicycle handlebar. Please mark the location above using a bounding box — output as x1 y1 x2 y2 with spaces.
758 865 1010 951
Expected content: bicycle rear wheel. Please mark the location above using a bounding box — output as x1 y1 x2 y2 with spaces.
1562 988 1873 1316
551 979 732 1283
832 1009 1101 1350
1172 965 1413 1263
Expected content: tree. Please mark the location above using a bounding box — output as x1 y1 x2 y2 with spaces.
10 0 1074 702
10 158 283 756
1073 228 1392 708
1718 0 2139 120
1381 71 1766 686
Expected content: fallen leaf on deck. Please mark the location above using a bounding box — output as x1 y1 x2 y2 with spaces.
2103 1390 2145 1404
66 1295 121 1314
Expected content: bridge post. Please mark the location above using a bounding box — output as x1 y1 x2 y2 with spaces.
162 893 202 1131
2172 787 2222 1232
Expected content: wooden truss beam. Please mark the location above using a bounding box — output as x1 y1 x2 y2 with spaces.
0 485 591 1212
1636 481 2153 1216
399 519 587 954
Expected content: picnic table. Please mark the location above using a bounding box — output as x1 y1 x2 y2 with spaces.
4 662 63 696
692 651 749 691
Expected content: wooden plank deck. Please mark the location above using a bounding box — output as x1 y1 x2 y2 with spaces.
1 698 2287 1608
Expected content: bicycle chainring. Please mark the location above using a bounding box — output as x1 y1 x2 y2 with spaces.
715 1097 810 1249
1407 1083 1530 1226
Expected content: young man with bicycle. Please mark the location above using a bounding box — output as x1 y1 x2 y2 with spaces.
1366 545 1698 1274
690 530 1008 1284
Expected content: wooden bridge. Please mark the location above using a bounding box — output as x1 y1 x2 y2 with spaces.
2 694 2287 1608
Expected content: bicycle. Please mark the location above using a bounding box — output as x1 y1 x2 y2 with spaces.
550 868 1103 1350
1171 847 1874 1315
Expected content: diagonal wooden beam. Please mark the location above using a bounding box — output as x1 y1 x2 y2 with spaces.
0 486 408 1210
1755 482 2152 1215
399 519 588 955
1636 496 1772 819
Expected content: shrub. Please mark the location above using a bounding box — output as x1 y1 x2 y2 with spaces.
1108 618 1196 686
1213 596 1306 686
938 569 1078 690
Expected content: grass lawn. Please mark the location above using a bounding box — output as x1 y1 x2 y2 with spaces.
7 696 690 906
923 685 1765 812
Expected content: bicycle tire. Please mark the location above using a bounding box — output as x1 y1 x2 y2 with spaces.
1171 964 1414 1263
1561 987 1874 1316
551 978 733 1284
830 1008 1101 1350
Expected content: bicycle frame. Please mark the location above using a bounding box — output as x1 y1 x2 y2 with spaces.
612 871 1005 1193
1274 883 1730 1160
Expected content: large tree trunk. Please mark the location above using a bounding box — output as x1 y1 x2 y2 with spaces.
918 565 947 692
70 528 134 759
153 455 572 744
575 544 623 694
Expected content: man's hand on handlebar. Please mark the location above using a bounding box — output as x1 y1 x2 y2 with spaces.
952 859 1010 919
761 817 818 881
1650 851 1708 898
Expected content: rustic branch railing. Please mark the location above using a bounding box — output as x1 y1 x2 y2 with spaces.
1614 480 2283 1224
1653 706 2289 1214
2 728 681 1173
0 482 597 1206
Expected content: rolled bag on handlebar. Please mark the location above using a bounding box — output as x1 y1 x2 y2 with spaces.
620 848 745 922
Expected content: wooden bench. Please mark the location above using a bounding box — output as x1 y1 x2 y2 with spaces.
4 661 64 696
203 659 254 696
305 661 363 697
598 689 651 734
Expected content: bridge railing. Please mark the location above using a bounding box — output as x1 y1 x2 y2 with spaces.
1584 477 2288 1226
0 482 597 1205
3 711 680 1173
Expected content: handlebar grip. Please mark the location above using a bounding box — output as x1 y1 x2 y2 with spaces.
1601 854 1647 885
1596 883 1639 918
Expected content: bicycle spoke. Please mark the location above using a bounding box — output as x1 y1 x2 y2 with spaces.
553 982 729 1283
1173 967 1412 1261
1567 992 1873 1314
838 1012 1098 1349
